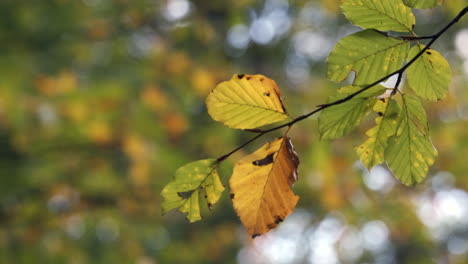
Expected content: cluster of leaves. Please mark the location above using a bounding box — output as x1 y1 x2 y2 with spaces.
162 0 457 238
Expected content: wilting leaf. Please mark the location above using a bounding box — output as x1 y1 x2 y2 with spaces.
319 85 386 140
161 159 224 222
403 0 441 9
230 137 299 238
341 0 415 32
406 44 452 101
327 30 410 85
385 95 437 186
357 98 400 169
206 74 289 129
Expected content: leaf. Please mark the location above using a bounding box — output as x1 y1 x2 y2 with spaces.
230 137 299 238
406 44 452 101
161 159 224 222
206 74 289 129
319 85 386 140
385 95 437 186
403 0 440 9
327 30 410 85
341 0 415 32
356 98 400 169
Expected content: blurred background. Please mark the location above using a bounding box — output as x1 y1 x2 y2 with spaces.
0 0 467 263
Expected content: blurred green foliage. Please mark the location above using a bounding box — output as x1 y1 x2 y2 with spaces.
0 0 467 263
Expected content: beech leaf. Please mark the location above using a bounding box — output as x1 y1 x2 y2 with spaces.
342 0 415 32
319 85 386 140
385 95 438 186
161 159 224 222
406 44 452 101
206 74 289 129
327 30 410 85
356 98 400 169
230 137 299 238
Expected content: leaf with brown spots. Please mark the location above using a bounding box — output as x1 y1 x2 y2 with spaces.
229 137 300 238
326 30 409 85
206 74 289 129
357 98 400 169
161 159 224 222
406 44 452 101
385 95 437 186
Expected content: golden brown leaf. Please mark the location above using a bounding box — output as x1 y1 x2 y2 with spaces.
229 137 299 238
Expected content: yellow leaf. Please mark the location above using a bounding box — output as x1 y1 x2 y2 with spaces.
206 74 289 129
229 137 299 238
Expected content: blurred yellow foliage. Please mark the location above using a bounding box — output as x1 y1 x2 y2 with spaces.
64 101 88 123
141 85 168 112
163 112 188 140
87 120 113 144
191 68 217 96
35 71 76 96
165 51 191 74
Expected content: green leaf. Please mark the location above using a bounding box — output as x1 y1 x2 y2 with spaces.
319 85 386 140
342 0 415 32
206 74 289 129
385 95 437 186
406 44 452 101
403 0 440 9
161 159 224 222
327 30 409 85
357 98 400 169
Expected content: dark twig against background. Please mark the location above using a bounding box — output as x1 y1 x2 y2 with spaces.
217 7 467 163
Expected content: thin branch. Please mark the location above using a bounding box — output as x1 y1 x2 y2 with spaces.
216 6 467 163
400 35 436 41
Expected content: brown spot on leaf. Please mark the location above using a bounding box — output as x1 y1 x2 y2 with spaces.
230 193 235 199
377 112 383 117
246 76 251 80
263 92 270 97
238 74 245 79
274 216 283 224
260 78 264 81
252 153 275 166
426 51 432 55
177 190 195 199
267 223 276 229
252 233 261 239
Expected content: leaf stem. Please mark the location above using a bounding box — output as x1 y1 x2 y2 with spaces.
216 6 467 163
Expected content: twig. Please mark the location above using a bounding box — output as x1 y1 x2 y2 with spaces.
216 6 467 163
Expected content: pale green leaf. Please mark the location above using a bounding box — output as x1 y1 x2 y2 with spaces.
206 74 289 129
161 159 224 222
342 0 415 32
327 30 409 85
406 44 452 101
319 85 386 140
403 0 441 9
385 95 437 186
356 98 400 169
